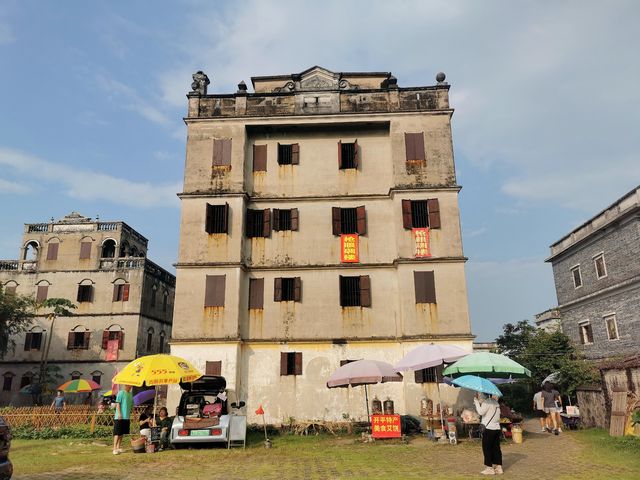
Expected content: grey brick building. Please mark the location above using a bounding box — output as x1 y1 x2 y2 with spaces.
546 185 640 360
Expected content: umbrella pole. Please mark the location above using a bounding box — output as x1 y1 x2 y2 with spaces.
364 384 370 419
152 385 158 427
436 371 445 433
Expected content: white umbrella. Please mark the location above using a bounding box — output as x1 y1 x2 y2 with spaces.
394 344 469 432
542 372 561 386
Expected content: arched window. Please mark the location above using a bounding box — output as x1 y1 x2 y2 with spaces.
101 324 124 350
112 278 130 302
146 328 154 352
151 285 158 307
20 371 34 389
24 326 44 351
101 239 117 258
91 370 103 385
119 241 129 258
76 279 94 303
23 241 39 261
67 325 90 350
70 371 82 380
159 331 166 353
129 246 138 257
2 372 15 392
35 280 51 302
46 238 60 261
162 290 169 312
3 281 18 296
79 236 93 260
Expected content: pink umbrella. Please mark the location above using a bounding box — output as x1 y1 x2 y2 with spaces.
394 344 469 432
327 360 403 419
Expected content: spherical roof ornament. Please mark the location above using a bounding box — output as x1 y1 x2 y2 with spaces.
436 72 446 84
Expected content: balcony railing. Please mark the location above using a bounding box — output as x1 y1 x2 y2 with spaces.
0 260 19 271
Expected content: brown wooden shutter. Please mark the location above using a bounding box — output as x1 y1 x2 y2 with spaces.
67 332 74 350
222 139 232 165
213 139 232 166
280 352 287 375
427 199 441 229
4 285 16 296
222 203 229 233
253 144 267 172
294 352 303 375
414 132 425 161
404 132 415 161
415 369 426 383
337 140 342 168
213 139 223 166
205 204 214 233
122 284 130 302
245 209 253 237
118 331 125 350
102 330 109 349
274 278 282 302
353 139 359 168
24 333 32 351
293 277 302 302
249 278 264 309
205 275 226 307
83 332 91 350
414 271 436 303
79 242 92 259
46 243 59 260
272 208 280 231
262 209 271 237
36 285 48 302
291 143 300 165
112 285 119 302
206 361 222 376
402 200 413 229
291 208 299 231
332 207 341 235
76 286 83 303
360 275 371 307
356 206 367 235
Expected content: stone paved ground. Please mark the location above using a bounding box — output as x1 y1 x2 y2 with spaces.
12 419 640 479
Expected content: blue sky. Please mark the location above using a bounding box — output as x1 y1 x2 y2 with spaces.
1 0 638 341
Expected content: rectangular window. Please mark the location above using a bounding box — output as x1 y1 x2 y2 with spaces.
332 206 366 235
162 293 168 312
112 284 130 302
146 331 153 352
280 352 302 376
253 144 267 172
604 314 618 340
77 285 93 303
274 277 301 302
79 242 92 260
272 208 299 231
46 243 59 261
579 321 593 345
24 332 43 351
277 143 299 165
248 278 264 310
212 138 232 166
92 374 102 385
594 254 607 279
20 375 32 389
339 275 371 307
245 209 271 238
205 203 229 234
338 140 358 169
404 132 426 162
2 376 12 392
414 366 441 383
402 199 441 229
571 266 582 289
36 285 48 302
205 361 222 376
204 275 226 307
414 271 436 304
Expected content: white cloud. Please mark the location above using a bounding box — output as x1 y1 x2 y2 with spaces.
0 178 30 194
0 148 180 208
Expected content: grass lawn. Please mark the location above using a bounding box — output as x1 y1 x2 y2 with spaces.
9 428 640 480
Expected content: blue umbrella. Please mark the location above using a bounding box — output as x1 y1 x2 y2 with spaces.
443 376 515 386
451 375 503 397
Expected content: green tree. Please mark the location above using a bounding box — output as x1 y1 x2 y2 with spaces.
495 320 536 362
38 298 76 385
0 285 37 359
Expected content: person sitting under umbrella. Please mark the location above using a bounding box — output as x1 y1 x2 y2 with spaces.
155 407 173 451
139 405 154 439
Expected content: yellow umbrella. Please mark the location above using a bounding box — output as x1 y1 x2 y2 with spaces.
112 354 201 387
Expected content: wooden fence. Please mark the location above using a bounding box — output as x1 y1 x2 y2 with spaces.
0 405 147 432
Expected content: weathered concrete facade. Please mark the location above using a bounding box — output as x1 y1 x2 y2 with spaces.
547 186 640 360
170 67 473 423
0 212 175 405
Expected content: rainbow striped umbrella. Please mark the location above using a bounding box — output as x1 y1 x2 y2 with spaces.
57 379 101 392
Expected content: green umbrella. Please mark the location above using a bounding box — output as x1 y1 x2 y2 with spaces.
442 352 531 379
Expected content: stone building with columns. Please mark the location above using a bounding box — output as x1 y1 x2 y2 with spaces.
0 212 175 405
169 66 473 423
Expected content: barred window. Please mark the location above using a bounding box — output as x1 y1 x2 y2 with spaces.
339 275 371 307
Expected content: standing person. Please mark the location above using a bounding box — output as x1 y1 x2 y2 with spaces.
112 384 133 455
533 388 548 432
51 390 65 413
542 382 562 435
474 393 503 475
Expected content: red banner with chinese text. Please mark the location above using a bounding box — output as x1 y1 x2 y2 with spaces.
412 227 431 258
371 414 401 438
106 339 119 361
340 234 359 263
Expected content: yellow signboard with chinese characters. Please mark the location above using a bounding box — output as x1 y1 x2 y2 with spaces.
340 234 359 263
413 227 431 257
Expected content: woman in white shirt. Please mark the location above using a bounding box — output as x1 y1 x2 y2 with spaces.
474 393 503 475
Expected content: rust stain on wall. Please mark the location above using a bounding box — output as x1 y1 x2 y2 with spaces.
249 309 264 338
203 306 224 334
251 237 265 265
